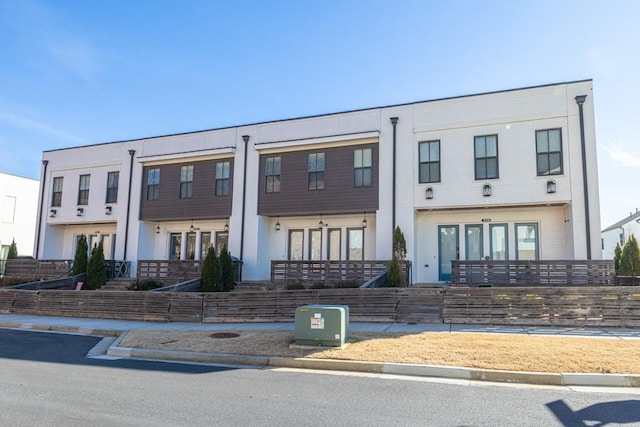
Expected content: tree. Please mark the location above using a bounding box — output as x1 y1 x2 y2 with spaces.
86 241 106 290
200 246 222 292
219 245 235 292
72 234 88 276
393 226 407 261
614 243 622 275
387 254 403 287
620 234 640 276
388 226 407 287
7 238 18 259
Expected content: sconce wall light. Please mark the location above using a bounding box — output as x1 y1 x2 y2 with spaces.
49 209 57 217
483 184 492 197
362 212 368 228
105 205 112 215
156 224 160 234
275 216 281 231
546 179 557 194
224 219 229 232
425 187 434 199
76 207 84 216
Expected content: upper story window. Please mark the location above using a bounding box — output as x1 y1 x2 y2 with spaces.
51 177 63 207
180 165 194 199
354 148 372 187
106 171 119 203
265 156 281 193
536 128 563 176
215 161 230 196
77 174 90 205
474 134 499 180
418 140 440 183
308 152 325 190
147 168 160 201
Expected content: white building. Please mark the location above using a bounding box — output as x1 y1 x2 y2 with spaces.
36 79 601 283
0 172 39 272
601 210 640 260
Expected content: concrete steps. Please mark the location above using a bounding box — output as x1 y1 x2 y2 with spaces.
100 278 134 291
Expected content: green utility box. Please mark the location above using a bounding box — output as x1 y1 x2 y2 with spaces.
294 305 349 347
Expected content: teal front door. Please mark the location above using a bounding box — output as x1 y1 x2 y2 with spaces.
438 225 459 282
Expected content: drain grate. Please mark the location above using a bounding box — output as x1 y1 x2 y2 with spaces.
209 332 240 339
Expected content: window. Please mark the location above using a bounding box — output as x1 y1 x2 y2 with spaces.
288 230 304 260
180 165 194 199
215 231 229 254
419 141 440 183
147 168 160 201
328 228 341 260
347 228 364 260
51 177 63 207
489 224 508 260
186 232 196 260
308 152 325 190
200 232 211 260
354 148 372 187
215 161 231 196
169 233 181 260
106 172 119 203
309 229 322 260
265 156 281 193
536 129 563 176
78 174 90 205
516 223 539 260
474 135 499 180
465 225 483 260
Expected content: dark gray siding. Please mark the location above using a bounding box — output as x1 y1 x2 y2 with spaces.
258 144 378 216
140 158 233 221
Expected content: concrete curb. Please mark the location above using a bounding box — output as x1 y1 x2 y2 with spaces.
4 321 640 388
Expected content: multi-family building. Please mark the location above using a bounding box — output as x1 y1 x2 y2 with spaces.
35 79 601 283
601 210 640 260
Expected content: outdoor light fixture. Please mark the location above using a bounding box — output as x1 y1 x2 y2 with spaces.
425 187 434 199
224 219 229 232
546 179 557 194
76 207 84 216
275 216 281 231
318 214 325 227
49 209 56 217
362 212 368 228
105 206 112 215
189 220 194 233
156 224 160 234
483 184 492 197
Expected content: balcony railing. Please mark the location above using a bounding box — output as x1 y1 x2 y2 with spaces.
270 260 411 285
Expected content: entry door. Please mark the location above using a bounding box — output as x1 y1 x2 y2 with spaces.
438 225 459 282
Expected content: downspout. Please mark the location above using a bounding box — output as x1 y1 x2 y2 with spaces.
123 149 135 261
34 159 48 259
575 95 591 259
390 117 398 232
240 135 250 265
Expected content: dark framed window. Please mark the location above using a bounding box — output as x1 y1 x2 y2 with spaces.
515 223 539 260
288 229 304 260
265 156 281 193
419 140 440 183
474 135 499 180
51 177 63 207
215 161 230 196
215 231 229 254
169 233 181 260
354 148 372 187
180 165 194 199
309 229 322 260
347 228 364 260
327 228 341 260
536 128 563 176
308 152 325 190
200 232 211 260
489 223 508 260
186 232 196 260
147 168 160 201
106 171 119 203
77 174 90 205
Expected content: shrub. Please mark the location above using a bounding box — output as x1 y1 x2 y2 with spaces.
72 234 88 276
130 279 163 291
7 239 18 259
200 246 222 292
620 234 640 276
219 246 235 292
614 243 622 274
387 254 403 287
393 226 407 261
86 241 106 290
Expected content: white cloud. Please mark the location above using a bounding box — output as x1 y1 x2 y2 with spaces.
601 143 640 167
0 112 84 144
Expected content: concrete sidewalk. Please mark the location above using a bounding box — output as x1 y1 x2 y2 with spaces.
1 313 639 388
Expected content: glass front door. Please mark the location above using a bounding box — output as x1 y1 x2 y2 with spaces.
438 225 459 282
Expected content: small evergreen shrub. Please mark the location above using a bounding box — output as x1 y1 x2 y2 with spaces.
86 241 107 290
620 234 640 276
7 239 18 259
387 254 403 287
72 234 88 276
130 279 163 291
219 246 235 292
614 243 622 275
200 246 222 292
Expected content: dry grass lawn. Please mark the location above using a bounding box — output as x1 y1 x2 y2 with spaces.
120 329 640 374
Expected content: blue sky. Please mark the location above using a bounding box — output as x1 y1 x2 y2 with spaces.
0 0 638 228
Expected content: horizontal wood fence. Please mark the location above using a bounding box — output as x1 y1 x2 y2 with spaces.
1 287 639 327
4 259 71 279
452 260 615 286
137 260 201 281
270 260 411 284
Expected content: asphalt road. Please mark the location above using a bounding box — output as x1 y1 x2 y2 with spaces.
0 329 639 426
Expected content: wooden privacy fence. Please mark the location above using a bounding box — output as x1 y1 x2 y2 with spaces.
4 259 71 279
451 260 615 286
137 260 201 281
0 288 443 324
270 260 411 284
